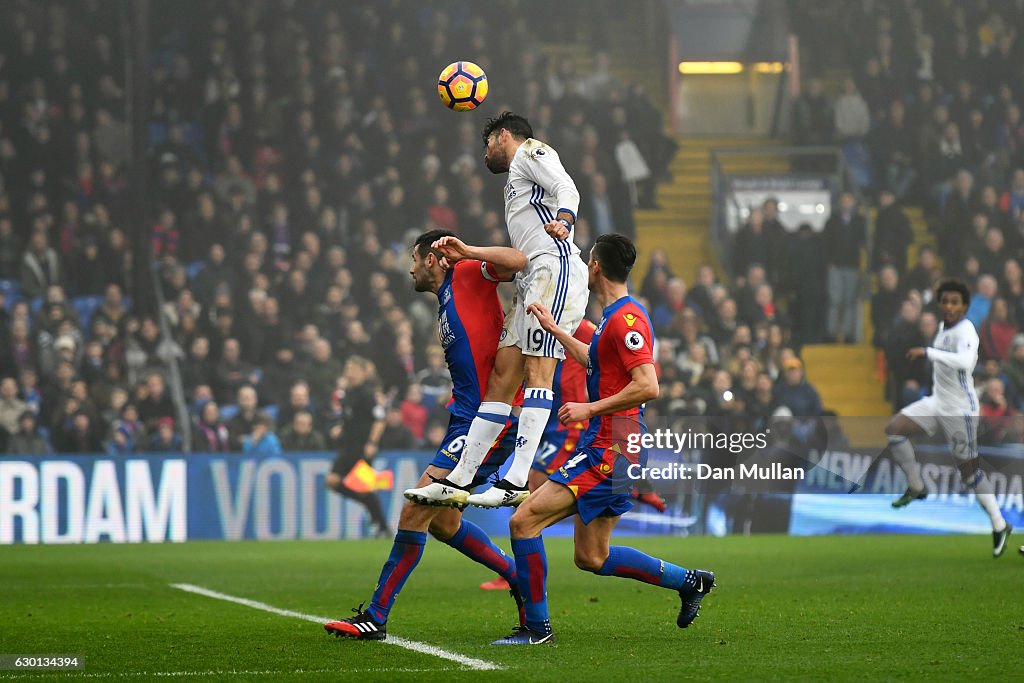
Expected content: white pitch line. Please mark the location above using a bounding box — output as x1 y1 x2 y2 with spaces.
0 668 449 679
169 583 500 671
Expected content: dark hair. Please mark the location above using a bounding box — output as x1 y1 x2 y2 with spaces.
592 234 636 283
413 229 456 259
936 279 971 307
481 112 533 146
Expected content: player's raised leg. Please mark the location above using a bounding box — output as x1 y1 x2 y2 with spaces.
404 347 523 505
885 412 928 507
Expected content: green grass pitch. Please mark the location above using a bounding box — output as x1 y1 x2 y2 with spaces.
2 535 1023 681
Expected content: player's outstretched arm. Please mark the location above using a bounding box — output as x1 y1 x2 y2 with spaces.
432 236 527 279
527 302 590 366
559 363 659 424
907 344 975 370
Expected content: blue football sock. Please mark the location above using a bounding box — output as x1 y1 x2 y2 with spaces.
511 536 551 633
596 546 688 591
443 520 516 583
367 529 427 624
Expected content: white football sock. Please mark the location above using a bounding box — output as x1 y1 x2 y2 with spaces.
447 402 512 487
966 469 1007 531
503 388 553 488
888 435 924 491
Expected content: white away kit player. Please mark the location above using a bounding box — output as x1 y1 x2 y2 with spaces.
405 111 588 508
885 280 1012 557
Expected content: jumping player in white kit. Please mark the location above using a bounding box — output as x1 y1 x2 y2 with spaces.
405 112 589 508
885 280 1013 557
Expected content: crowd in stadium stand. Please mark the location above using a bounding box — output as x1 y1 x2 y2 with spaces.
8 1 1015 458
787 0 1024 443
2 0 708 454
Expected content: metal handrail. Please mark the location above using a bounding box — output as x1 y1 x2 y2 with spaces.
149 260 192 453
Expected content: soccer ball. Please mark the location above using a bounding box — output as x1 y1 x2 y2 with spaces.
437 61 488 112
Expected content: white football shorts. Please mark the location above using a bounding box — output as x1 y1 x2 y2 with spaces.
499 251 588 359
900 395 978 461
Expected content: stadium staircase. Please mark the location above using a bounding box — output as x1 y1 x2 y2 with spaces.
634 136 786 288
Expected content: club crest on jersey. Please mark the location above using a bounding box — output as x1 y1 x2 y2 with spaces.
499 328 508 342
623 313 637 327
438 311 455 348
442 289 452 305
624 330 644 350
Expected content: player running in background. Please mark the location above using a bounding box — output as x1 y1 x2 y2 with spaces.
490 234 715 645
405 112 589 508
886 280 1012 557
324 230 528 640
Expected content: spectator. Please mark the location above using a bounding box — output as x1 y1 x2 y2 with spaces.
0 376 27 436
413 346 453 412
194 401 230 452
871 188 914 274
243 411 282 456
20 231 62 299
399 384 429 441
213 338 259 404
1001 334 1024 403
277 380 317 431
226 385 260 450
775 357 823 417
834 77 871 142
980 378 1017 445
788 223 828 345
792 77 834 145
966 275 997 328
149 417 183 452
652 278 692 332
733 208 785 285
870 101 916 200
279 409 326 452
9 411 51 454
55 411 102 453
303 339 343 409
824 191 867 343
871 266 904 355
906 245 940 294
979 297 1017 362
136 372 175 431
106 403 146 455
0 217 21 280
380 405 416 450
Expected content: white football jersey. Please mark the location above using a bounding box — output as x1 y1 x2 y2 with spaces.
926 318 979 413
503 138 581 263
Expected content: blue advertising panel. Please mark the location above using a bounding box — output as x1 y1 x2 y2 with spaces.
789 445 1024 535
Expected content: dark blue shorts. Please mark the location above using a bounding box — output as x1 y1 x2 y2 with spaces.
429 414 518 487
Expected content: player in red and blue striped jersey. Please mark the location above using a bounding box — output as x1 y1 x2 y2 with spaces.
325 230 528 641
490 234 715 645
